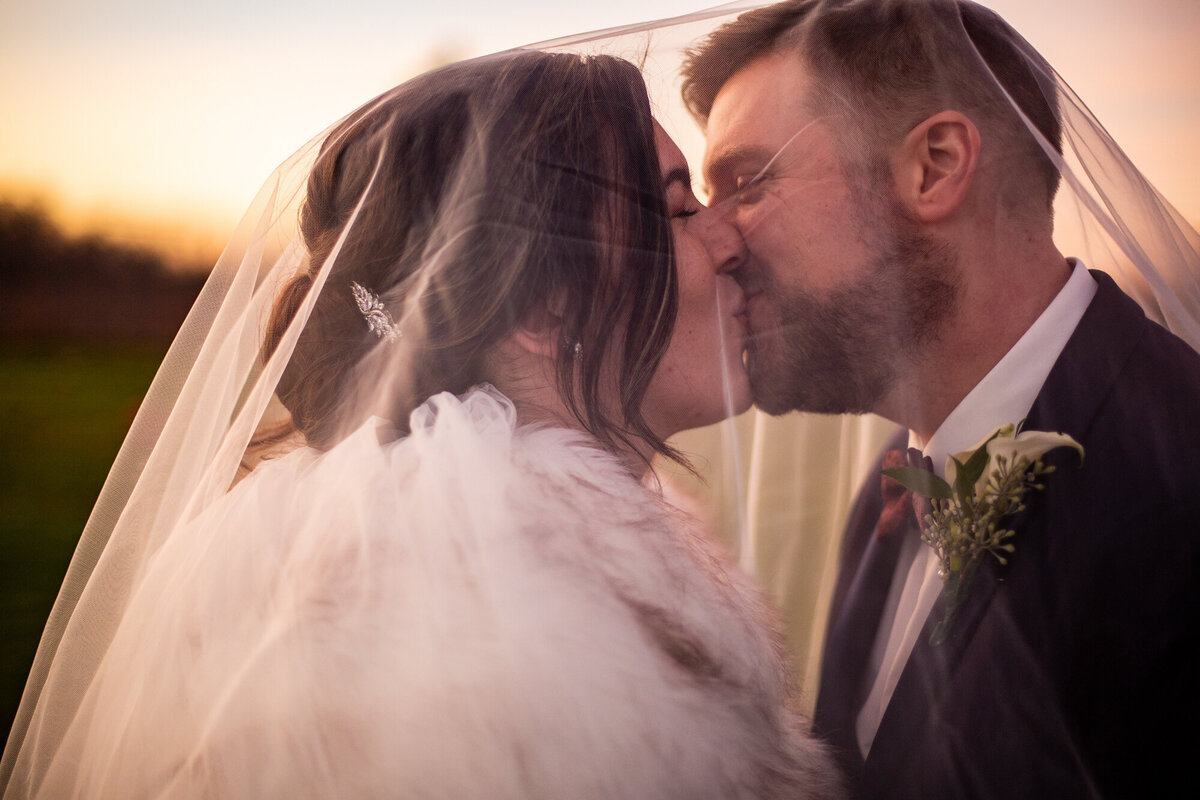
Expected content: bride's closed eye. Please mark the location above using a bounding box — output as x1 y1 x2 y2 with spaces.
665 180 701 222
660 153 710 219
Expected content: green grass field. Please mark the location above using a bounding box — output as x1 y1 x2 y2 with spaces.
0 343 165 745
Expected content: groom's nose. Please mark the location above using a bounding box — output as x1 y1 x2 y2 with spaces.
703 211 748 275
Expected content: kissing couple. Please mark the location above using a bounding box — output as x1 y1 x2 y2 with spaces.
4 2 1197 798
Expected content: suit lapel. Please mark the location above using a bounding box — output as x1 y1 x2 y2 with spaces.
1022 271 1145 437
861 548 1005 780
861 271 1146 779
817 523 906 763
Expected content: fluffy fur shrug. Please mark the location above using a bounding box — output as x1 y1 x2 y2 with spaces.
32 388 843 799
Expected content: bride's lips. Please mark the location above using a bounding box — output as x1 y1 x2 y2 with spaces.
733 305 748 333
719 277 749 344
736 290 761 333
728 293 750 346
724 283 746 315
731 293 747 317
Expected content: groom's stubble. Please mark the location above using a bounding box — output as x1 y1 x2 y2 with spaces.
748 187 960 417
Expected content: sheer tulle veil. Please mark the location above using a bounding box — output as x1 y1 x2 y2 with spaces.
2 0 1197 795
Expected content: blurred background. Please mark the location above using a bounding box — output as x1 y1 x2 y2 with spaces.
2 0 1197 743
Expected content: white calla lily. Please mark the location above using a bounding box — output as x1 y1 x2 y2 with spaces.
987 429 1085 470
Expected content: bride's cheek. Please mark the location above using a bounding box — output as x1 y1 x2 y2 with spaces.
675 240 710 296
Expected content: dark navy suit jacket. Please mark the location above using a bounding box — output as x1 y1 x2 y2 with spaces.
814 272 1200 798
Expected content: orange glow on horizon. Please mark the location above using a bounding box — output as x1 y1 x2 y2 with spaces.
2 0 1196 269
0 178 235 273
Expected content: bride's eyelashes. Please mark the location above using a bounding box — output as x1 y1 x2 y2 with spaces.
666 184 702 221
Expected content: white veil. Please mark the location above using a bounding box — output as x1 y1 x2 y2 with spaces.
539 0 1200 689
3 1 1197 796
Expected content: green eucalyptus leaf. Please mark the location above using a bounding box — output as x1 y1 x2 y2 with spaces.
882 466 954 499
950 456 971 499
956 441 992 497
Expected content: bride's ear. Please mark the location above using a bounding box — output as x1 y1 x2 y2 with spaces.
510 290 568 360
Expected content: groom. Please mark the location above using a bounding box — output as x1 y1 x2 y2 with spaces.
683 0 1200 797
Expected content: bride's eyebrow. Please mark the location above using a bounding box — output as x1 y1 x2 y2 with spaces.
662 166 692 193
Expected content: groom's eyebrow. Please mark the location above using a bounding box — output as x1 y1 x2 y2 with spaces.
704 144 772 191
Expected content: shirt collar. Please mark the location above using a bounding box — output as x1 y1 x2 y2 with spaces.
914 260 1097 476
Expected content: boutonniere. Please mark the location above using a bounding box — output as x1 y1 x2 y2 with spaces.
883 423 1084 645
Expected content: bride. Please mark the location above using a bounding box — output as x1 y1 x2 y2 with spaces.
1 50 843 798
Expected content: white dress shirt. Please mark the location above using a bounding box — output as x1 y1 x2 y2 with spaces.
855 260 1098 757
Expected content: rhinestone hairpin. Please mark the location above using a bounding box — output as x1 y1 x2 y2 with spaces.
349 281 401 342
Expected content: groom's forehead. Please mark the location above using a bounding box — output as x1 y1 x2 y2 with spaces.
705 55 815 140
725 51 814 110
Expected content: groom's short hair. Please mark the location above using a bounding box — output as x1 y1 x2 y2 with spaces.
681 0 1063 206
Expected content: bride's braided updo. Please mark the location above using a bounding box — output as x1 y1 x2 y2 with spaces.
262 52 677 453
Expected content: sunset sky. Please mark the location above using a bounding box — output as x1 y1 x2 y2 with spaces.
3 0 1197 266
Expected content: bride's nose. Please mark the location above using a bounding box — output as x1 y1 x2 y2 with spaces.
700 209 747 275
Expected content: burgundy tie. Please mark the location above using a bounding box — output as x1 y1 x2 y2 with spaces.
876 448 931 540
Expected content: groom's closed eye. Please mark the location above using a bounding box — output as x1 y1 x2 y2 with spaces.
704 172 768 208
703 144 773 204
733 172 771 204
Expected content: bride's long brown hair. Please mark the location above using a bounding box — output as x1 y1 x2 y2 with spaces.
260 51 679 457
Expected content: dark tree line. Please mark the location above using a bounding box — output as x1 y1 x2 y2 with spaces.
0 202 208 342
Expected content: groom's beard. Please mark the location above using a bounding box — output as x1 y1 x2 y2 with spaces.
748 207 959 416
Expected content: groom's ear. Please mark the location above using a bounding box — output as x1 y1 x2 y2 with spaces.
891 110 980 223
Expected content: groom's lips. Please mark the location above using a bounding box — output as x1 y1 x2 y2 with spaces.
739 290 762 332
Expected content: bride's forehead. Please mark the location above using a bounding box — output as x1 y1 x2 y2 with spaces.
653 122 688 175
